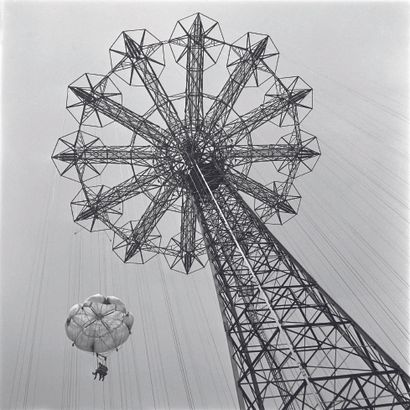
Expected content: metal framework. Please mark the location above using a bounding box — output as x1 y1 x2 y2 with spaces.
53 13 410 409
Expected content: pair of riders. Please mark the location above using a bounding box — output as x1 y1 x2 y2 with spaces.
92 362 108 381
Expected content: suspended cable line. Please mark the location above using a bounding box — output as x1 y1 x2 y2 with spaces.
293 215 410 366
158 259 196 410
302 183 409 291
191 279 238 407
311 144 408 242
51 12 410 409
134 272 157 410
279 48 410 123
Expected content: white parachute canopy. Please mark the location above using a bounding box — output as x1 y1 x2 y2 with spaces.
65 294 134 354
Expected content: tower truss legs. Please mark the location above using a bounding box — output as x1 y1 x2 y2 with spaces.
194 171 410 409
52 13 410 409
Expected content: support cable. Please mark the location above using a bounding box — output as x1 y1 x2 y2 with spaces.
144 268 172 409
135 272 157 409
303 187 409 309
21 172 57 409
296 213 410 365
157 258 196 409
191 279 238 407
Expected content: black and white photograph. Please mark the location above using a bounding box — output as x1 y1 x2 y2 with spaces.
1 1 409 409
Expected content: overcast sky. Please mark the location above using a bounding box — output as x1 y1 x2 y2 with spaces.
1 2 409 409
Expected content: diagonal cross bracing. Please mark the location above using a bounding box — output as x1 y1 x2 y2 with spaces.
226 143 319 167
184 14 205 129
54 15 410 409
193 176 410 410
179 192 198 273
69 86 170 147
224 90 310 145
123 34 186 140
124 183 180 262
225 169 296 216
75 169 160 222
204 37 269 132
54 145 156 167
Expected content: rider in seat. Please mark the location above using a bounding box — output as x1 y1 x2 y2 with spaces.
92 362 108 381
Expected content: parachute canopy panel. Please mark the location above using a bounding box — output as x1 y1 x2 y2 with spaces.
65 294 134 354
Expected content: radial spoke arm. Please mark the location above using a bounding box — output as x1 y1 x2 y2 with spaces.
204 36 269 131
53 145 156 168
122 34 185 138
224 169 296 215
69 86 170 146
179 192 198 272
74 169 161 222
224 89 310 144
124 184 180 262
184 15 205 129
225 143 319 166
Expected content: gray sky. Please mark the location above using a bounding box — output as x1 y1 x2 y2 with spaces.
1 1 409 409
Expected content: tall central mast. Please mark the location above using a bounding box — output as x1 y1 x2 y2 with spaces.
192 163 410 408
52 13 410 409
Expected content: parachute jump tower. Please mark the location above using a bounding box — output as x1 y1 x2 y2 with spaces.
53 13 410 409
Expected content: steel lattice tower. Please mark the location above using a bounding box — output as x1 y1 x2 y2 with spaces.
52 14 410 409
